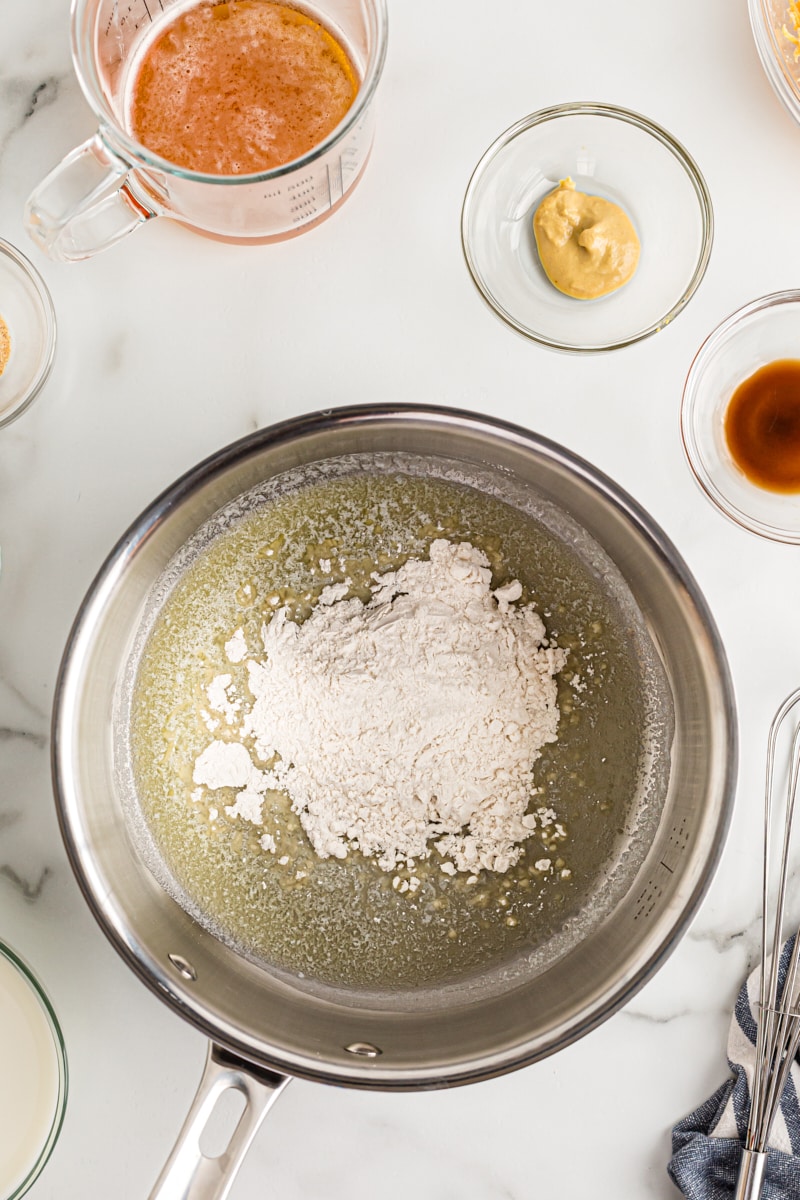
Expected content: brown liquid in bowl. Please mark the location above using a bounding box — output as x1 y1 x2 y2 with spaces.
725 359 800 493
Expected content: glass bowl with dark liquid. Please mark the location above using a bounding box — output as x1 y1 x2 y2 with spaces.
681 290 800 543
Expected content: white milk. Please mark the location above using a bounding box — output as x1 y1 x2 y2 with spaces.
0 949 63 1198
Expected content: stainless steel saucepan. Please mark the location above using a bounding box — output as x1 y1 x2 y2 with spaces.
51 405 736 1199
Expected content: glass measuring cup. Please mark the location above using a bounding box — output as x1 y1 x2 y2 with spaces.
24 0 387 262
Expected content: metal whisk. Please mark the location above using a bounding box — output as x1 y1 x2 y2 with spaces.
735 686 800 1200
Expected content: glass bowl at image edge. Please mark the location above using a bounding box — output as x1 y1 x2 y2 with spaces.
748 0 800 129
460 102 713 353
680 290 800 544
0 941 67 1200
0 239 56 430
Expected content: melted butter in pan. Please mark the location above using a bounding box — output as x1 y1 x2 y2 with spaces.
129 472 653 991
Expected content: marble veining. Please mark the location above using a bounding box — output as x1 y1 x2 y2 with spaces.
0 668 49 722
0 865 52 903
0 76 64 156
23 79 61 122
0 725 47 748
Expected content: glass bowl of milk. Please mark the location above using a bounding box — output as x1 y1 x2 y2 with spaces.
0 941 67 1199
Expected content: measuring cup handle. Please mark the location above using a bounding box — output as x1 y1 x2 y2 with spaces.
148 1042 291 1200
24 134 153 262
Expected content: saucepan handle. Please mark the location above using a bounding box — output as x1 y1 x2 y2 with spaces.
24 133 153 262
148 1042 291 1200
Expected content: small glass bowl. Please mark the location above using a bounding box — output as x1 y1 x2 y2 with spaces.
748 0 800 128
681 290 800 544
0 239 57 429
0 941 67 1200
460 102 713 353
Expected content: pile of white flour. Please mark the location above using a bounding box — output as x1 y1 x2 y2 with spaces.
193 539 567 874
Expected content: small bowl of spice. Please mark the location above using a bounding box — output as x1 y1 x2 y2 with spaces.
681 290 800 543
460 102 713 353
0 238 56 430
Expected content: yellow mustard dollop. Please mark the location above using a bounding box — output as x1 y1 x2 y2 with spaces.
532 177 640 301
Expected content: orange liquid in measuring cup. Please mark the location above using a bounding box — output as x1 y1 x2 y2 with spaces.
127 0 359 175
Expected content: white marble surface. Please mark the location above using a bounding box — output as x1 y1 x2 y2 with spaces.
3 0 800 1196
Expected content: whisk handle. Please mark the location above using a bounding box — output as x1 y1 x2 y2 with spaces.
734 1149 768 1200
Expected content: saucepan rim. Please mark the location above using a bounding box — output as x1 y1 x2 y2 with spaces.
51 402 737 1090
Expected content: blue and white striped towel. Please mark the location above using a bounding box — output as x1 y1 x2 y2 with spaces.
668 939 800 1199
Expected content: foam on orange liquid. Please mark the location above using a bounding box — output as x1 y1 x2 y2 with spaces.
128 0 359 176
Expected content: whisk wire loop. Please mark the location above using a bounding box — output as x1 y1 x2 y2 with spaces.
744 687 800 1169
758 723 800 1151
